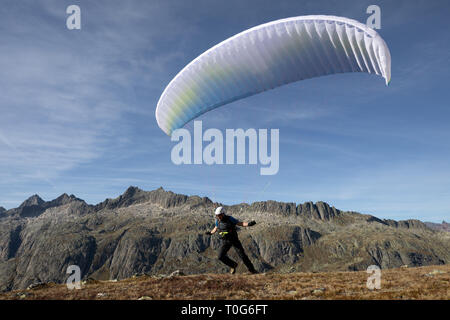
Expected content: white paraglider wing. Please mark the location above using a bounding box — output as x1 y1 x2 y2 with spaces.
156 15 391 135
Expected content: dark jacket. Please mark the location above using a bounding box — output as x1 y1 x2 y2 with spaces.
216 215 238 239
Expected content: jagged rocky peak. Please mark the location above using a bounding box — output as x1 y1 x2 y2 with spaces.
315 201 340 220
240 199 339 221
19 194 45 208
55 193 71 202
8 194 47 218
4 193 89 219
93 185 189 211
145 187 213 209
182 195 214 211
122 186 143 198
94 186 141 210
147 188 188 208
50 193 82 206
297 201 340 221
249 200 297 216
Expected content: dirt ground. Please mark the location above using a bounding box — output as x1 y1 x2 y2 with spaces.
1 264 448 300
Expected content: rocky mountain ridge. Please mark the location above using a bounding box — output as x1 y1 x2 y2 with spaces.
0 186 448 292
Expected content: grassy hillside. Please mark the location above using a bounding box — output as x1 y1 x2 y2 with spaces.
1 264 448 300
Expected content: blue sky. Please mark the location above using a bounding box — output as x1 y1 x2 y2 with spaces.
0 0 449 222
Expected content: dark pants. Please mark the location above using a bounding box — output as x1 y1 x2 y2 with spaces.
218 236 256 272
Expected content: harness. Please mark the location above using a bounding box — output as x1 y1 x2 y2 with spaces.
217 215 237 239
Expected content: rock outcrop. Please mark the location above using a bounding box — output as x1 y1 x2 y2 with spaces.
4 194 88 218
383 219 429 230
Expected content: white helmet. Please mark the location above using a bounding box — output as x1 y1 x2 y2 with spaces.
215 206 225 216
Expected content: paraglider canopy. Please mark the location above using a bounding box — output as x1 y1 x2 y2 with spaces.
156 15 391 135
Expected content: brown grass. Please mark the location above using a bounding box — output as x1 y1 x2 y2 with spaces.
1 265 448 300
